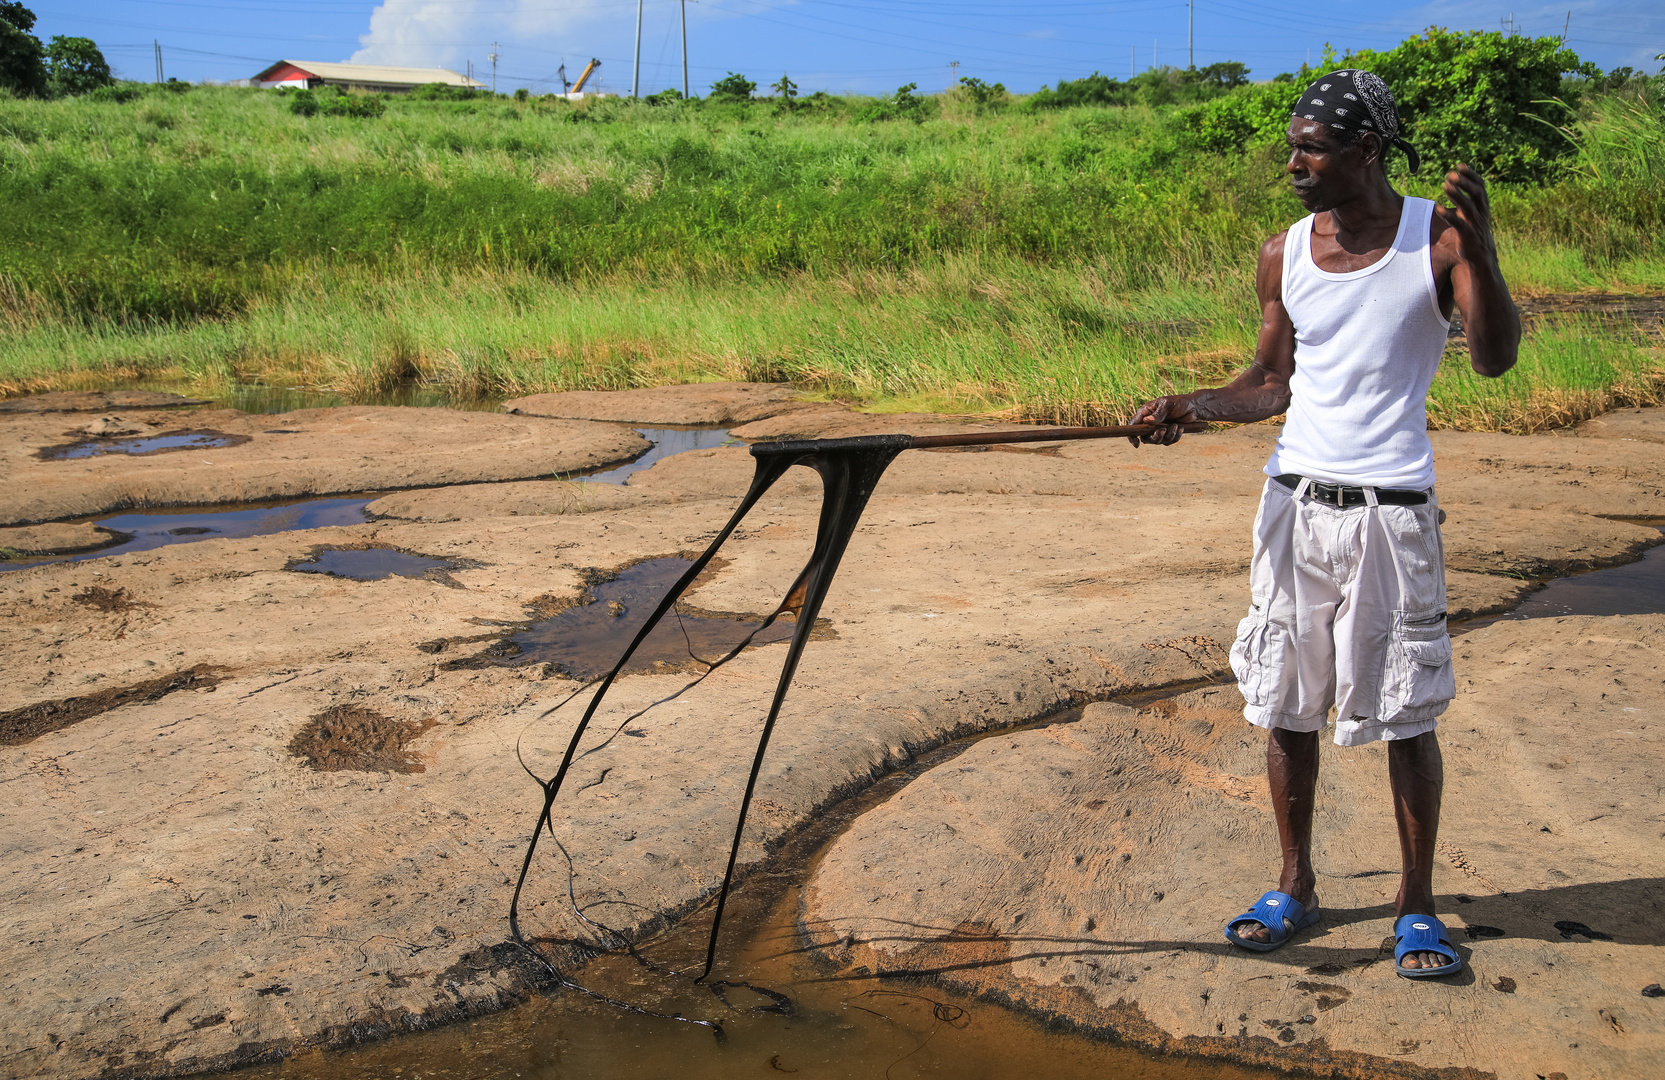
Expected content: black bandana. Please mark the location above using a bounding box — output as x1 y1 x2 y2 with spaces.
1293 69 1421 172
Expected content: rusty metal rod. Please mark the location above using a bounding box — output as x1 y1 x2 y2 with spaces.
905 421 1209 449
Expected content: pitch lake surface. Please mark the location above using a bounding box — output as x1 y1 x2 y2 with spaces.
1 426 737 574
244 706 1280 1080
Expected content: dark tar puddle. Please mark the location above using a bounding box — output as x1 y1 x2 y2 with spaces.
247 697 1281 1080
39 431 239 459
0 498 372 574
289 548 452 581
577 427 740 485
488 557 795 680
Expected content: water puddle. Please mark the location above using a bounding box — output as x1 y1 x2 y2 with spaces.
578 427 741 485
247 702 1277 1080
36 430 247 460
289 547 453 581
205 383 505 414
454 557 796 679
1460 523 1665 631
0 497 372 574
1507 524 1665 619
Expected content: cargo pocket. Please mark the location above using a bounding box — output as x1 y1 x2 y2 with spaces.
1380 611 1456 720
1230 602 1295 711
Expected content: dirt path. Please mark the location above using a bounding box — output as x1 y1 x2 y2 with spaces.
0 389 1660 1078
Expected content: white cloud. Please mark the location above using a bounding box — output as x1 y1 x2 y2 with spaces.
349 0 604 69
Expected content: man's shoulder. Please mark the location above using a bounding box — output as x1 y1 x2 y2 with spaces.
1258 228 1291 265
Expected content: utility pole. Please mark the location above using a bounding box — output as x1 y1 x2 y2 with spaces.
489 42 499 94
1188 0 1193 69
632 0 643 97
154 40 163 83
948 59 959 90
1561 11 1570 44
680 0 689 98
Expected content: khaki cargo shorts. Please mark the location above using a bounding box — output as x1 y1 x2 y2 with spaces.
1229 478 1456 747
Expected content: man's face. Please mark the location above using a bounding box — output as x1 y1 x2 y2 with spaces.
1284 118 1363 212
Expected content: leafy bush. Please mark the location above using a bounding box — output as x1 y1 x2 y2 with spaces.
87 81 142 103
409 82 488 102
44 35 110 96
291 86 385 119
644 87 684 105
1028 65 1251 111
1344 28 1595 181
954 76 1008 113
857 82 927 123
1172 82 1302 153
709 72 755 100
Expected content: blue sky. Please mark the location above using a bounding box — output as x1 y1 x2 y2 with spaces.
33 0 1665 97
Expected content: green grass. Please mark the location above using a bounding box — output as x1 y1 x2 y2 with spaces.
1 82 1661 431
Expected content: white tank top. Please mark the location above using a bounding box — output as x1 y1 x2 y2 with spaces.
1264 196 1450 490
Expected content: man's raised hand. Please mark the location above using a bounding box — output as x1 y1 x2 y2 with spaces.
1437 164 1500 270
1127 395 1197 448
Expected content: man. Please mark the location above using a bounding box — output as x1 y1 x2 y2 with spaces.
1128 70 1520 978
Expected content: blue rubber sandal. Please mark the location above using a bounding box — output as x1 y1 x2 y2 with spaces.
1394 914 1463 979
1225 890 1320 952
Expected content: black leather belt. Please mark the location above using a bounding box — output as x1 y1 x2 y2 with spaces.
1275 473 1429 507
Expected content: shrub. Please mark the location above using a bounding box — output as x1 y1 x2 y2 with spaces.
1028 65 1252 111
409 82 488 102
1344 27 1596 181
290 86 385 119
87 80 142 103
709 72 755 100
513 86 529 102
1172 82 1302 154
857 82 927 123
955 76 1008 113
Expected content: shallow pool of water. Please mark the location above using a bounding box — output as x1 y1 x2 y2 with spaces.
1506 525 1665 620
578 428 740 485
289 548 452 581
0 497 373 574
487 556 796 679
38 431 241 460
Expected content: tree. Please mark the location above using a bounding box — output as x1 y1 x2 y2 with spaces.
45 35 111 96
0 1 46 98
770 74 797 100
709 72 756 100
1196 61 1249 88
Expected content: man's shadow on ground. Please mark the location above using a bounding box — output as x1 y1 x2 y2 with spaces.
789 877 1663 989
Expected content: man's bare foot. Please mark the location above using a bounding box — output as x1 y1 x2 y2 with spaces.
1398 948 1451 970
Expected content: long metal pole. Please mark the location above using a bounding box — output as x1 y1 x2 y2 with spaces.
632 0 643 97
1189 0 1194 69
680 0 689 98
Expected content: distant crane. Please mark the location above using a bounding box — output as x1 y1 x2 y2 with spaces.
571 58 601 96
